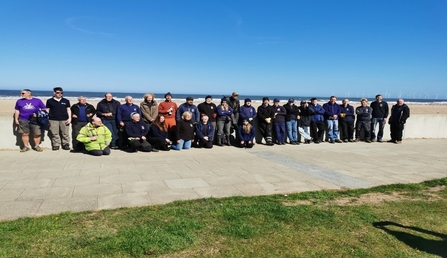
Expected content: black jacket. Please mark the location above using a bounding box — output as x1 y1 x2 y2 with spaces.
197 102 217 122
257 105 274 124
370 101 389 119
96 99 121 120
298 106 314 126
283 103 301 121
390 104 410 124
71 103 95 125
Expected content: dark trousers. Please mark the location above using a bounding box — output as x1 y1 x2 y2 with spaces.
89 147 111 156
274 121 286 143
72 122 88 151
339 120 354 140
240 141 254 148
129 139 152 152
310 121 325 142
147 137 170 151
259 122 273 143
103 119 118 147
390 123 404 141
197 139 213 149
356 121 371 140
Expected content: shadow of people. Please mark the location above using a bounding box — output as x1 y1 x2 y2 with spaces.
373 221 447 257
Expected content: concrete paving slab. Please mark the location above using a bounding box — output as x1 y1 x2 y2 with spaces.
0 200 43 221
0 189 24 201
98 192 151 210
53 175 100 187
193 185 245 198
99 173 142 184
164 178 210 189
72 184 122 197
36 197 98 216
148 188 201 205
2 178 55 189
18 187 74 200
121 180 169 193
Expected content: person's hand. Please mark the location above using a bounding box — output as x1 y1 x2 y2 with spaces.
241 141 245 144
249 118 253 121
166 138 171 143
72 114 78 118
14 119 19 125
65 118 71 125
333 114 338 119
142 136 146 140
87 113 92 117
203 136 209 141
119 121 124 127
91 136 97 141
383 118 387 122
248 141 252 144
177 140 180 144
135 137 140 141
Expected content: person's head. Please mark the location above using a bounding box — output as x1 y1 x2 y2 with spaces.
232 92 239 99
288 98 295 105
274 98 280 106
91 116 102 127
242 118 249 125
158 115 165 123
397 98 404 106
154 115 168 131
342 98 349 106
201 115 209 124
186 96 193 105
78 96 87 105
360 98 368 106
125 96 133 105
20 89 32 99
311 98 318 105
131 112 140 122
329 96 337 104
182 111 192 121
104 92 113 101
376 94 383 102
205 95 213 104
301 100 308 107
143 93 154 102
262 97 269 106
221 97 228 106
53 87 63 98
244 98 251 106
164 92 172 101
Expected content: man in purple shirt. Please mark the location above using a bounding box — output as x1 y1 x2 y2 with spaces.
14 89 46 152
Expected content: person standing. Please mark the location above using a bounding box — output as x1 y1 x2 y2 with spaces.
216 98 233 146
140 93 158 126
96 93 121 149
323 96 342 143
239 98 257 124
370 94 389 142
227 92 241 135
46 87 71 150
298 101 313 144
177 96 200 124
272 99 287 145
283 98 300 145
14 89 47 152
355 98 373 143
70 96 96 152
339 98 355 142
76 117 112 156
257 97 274 146
158 92 178 132
388 99 410 144
198 95 217 131
309 98 325 144
117 96 141 149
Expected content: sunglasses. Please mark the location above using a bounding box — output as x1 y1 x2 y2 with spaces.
20 92 26 95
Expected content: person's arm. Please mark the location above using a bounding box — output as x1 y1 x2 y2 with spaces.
116 106 123 125
76 126 91 143
208 124 214 139
249 127 255 142
66 107 72 124
195 124 204 138
277 106 287 116
14 110 20 125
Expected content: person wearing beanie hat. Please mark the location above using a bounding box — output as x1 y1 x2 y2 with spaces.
216 98 233 146
239 98 257 125
283 97 301 144
310 97 325 143
177 96 199 124
272 99 287 145
158 92 178 131
257 97 274 145
298 100 313 144
198 95 218 134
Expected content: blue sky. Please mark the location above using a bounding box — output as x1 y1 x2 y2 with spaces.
1 0 446 98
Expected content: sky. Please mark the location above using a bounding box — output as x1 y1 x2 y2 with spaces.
1 0 446 98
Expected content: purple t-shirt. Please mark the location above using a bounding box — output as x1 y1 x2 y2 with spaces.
15 98 46 121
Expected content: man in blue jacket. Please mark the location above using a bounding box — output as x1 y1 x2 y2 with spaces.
339 98 355 142
310 98 325 144
177 96 200 124
323 96 342 143
117 96 141 149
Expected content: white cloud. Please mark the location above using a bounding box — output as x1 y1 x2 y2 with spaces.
66 17 114 36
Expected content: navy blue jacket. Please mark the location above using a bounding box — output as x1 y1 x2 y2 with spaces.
310 104 325 122
126 120 149 138
238 125 255 142
370 101 389 119
149 123 169 139
195 122 214 140
323 102 341 120
177 103 200 123
356 106 372 122
239 105 257 122
216 105 233 121
117 104 141 123
339 104 355 122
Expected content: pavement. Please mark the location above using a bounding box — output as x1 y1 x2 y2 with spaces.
1 139 446 221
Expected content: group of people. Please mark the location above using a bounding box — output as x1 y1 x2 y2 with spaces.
14 88 410 156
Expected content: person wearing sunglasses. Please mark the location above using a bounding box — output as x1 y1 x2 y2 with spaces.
46 87 72 150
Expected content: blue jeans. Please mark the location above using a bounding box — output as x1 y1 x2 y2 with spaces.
371 118 385 140
274 121 286 143
171 139 192 150
326 120 339 140
298 125 312 141
286 120 297 142
103 119 118 147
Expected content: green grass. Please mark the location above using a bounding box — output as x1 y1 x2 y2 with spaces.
1 178 446 257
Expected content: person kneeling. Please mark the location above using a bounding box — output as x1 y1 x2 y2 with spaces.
171 111 195 150
76 117 112 156
196 115 214 149
126 112 156 152
238 119 255 148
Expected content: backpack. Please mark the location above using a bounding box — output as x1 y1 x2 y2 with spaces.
36 109 50 130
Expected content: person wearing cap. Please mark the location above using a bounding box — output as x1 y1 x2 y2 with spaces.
171 111 195 150
309 98 325 144
96 92 121 149
140 93 159 126
198 95 217 132
272 99 287 145
239 98 257 125
283 98 300 145
323 96 342 143
216 97 233 146
117 96 141 148
158 92 178 132
238 118 255 148
355 98 373 143
195 115 214 149
257 97 274 146
125 112 155 152
227 92 241 134
77 116 112 156
298 100 314 144
177 96 200 124
339 98 355 142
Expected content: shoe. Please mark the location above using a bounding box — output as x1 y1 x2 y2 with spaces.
33 146 43 152
377 139 383 143
152 148 159 152
396 141 402 144
370 139 376 142
266 141 274 146
290 142 296 145
20 146 31 152
296 141 301 145
335 139 342 143
366 140 372 143
314 141 320 144
304 140 310 144
387 140 395 143
348 139 354 142
281 142 286 145
329 140 335 144
343 139 348 143
354 139 360 142
52 146 60 151
62 144 70 150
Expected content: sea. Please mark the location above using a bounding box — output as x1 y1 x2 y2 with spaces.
1 89 446 105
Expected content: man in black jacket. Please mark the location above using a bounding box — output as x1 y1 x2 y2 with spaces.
96 93 121 149
71 96 96 151
370 94 389 142
257 97 274 145
283 98 300 144
388 99 410 144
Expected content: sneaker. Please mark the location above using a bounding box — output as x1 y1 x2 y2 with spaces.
366 140 372 143
343 139 348 143
377 139 383 143
62 144 70 150
20 146 31 152
34 146 43 152
152 148 159 152
348 139 354 142
52 146 60 151
329 140 335 144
